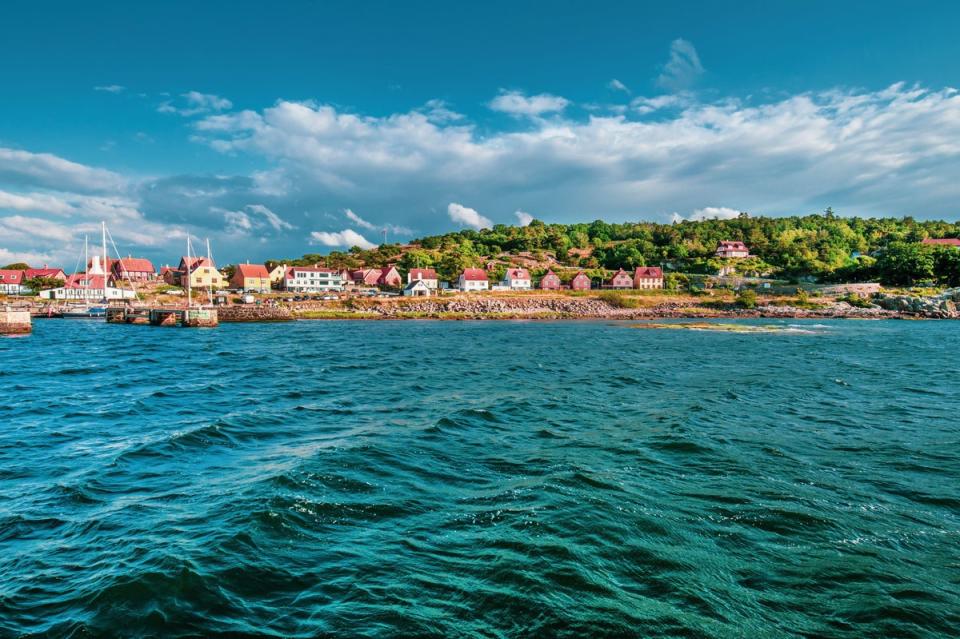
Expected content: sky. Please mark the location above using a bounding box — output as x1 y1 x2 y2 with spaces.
2 0 960 267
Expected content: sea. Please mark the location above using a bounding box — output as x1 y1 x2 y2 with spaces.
1 319 958 637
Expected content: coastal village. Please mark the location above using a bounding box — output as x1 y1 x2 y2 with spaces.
3 234 960 334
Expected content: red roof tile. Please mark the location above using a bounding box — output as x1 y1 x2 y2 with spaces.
461 268 488 281
235 263 270 278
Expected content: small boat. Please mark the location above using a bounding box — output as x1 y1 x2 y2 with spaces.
62 306 107 319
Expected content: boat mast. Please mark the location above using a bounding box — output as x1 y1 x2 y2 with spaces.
84 235 88 301
206 237 213 305
101 221 108 302
186 235 193 309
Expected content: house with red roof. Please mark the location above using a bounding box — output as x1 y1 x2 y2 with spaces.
570 271 592 291
283 266 344 292
350 268 381 286
23 267 66 282
0 269 26 295
501 268 531 290
39 272 136 300
607 268 633 289
111 257 156 281
716 241 750 258
378 265 402 288
633 266 664 289
230 263 272 292
921 238 960 247
540 270 561 290
407 268 439 289
458 268 489 291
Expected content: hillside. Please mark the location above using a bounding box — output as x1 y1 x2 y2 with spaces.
270 212 960 286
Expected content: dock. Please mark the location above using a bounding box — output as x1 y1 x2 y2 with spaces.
106 307 219 328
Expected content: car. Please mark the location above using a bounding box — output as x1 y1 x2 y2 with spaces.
322 294 337 300
312 295 322 300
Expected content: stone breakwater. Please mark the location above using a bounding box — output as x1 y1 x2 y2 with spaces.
295 297 903 320
218 306 294 322
874 288 960 318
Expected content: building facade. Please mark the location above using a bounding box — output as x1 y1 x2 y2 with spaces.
716 241 750 258
501 268 531 290
283 266 344 292
540 270 561 290
407 268 439 289
230 263 272 292
459 268 489 291
633 266 664 289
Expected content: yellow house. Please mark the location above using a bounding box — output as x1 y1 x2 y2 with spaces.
230 263 271 292
178 256 227 289
268 263 287 285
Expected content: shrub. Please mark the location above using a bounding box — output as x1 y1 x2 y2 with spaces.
736 289 757 309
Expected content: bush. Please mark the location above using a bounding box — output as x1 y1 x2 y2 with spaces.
840 293 874 308
736 289 757 309
597 291 642 309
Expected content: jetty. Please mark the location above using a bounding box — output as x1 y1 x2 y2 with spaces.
1 308 32 335
106 306 218 327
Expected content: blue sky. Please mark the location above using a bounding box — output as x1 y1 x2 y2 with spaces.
2 0 960 266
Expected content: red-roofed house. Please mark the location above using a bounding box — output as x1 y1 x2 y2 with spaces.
922 238 960 247
607 268 633 289
351 268 381 286
540 270 561 290
458 268 489 292
633 266 664 290
378 265 402 288
501 268 531 290
112 257 156 281
407 268 439 289
23 267 66 282
571 271 592 291
716 241 750 258
0 269 26 295
230 263 271 292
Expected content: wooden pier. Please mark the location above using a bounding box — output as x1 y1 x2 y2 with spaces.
105 307 218 328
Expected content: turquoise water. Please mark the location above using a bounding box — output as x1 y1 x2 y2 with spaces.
1 319 958 637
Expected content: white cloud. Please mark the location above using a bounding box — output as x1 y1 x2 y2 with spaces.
159 91 233 117
345 208 377 230
515 210 534 226
310 229 377 250
608 79 630 94
489 90 569 117
221 204 293 234
671 206 742 223
657 39 704 92
448 203 492 230
0 147 126 192
94 84 125 94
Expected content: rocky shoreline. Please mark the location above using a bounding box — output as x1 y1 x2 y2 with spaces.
289 292 959 320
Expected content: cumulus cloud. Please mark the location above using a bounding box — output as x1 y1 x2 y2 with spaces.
657 39 704 92
159 91 233 116
448 203 492 230
94 84 125 93
671 206 742 223
608 79 630 94
0 147 126 193
515 210 534 226
489 90 569 117
310 229 377 250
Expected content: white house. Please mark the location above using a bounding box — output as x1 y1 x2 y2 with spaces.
501 268 531 290
407 268 439 289
283 266 344 292
403 279 432 297
0 270 26 295
458 268 489 292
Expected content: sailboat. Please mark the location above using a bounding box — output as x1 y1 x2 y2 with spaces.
62 234 107 319
61 222 135 318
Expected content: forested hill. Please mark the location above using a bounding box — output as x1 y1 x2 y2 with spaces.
274 212 960 285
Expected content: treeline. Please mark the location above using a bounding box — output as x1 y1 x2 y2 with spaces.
271 210 960 286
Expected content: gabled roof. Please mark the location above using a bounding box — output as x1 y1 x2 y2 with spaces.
409 268 438 280
922 238 960 247
717 241 748 250
23 268 65 279
608 268 631 282
114 257 155 273
634 266 663 278
65 273 107 288
180 256 216 272
404 279 430 290
461 268 488 281
504 268 530 280
0 269 24 283
572 271 590 280
542 269 559 278
235 263 270 278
